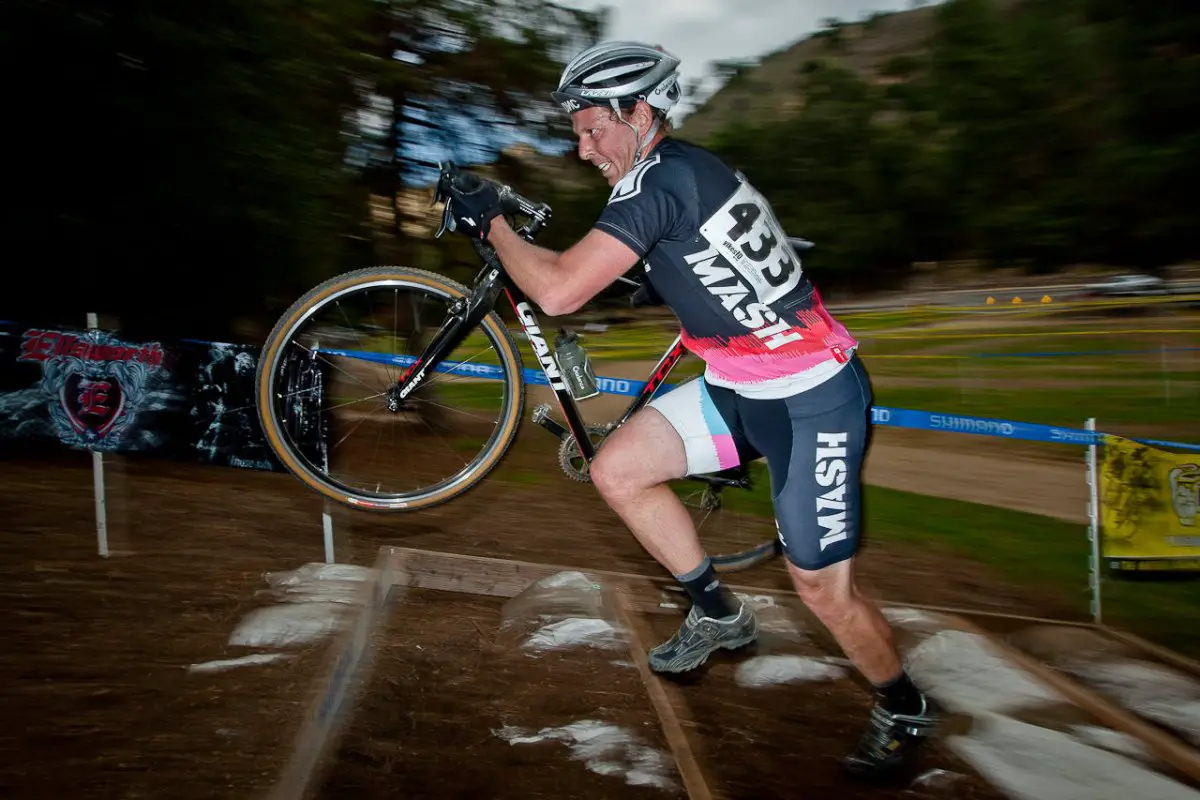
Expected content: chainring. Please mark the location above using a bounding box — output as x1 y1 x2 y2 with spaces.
557 423 615 482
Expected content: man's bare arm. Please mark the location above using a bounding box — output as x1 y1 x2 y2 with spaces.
487 217 641 316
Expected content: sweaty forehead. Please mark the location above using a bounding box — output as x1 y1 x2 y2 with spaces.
571 106 610 135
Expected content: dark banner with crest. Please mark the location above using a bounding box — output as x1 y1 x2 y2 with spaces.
0 320 311 472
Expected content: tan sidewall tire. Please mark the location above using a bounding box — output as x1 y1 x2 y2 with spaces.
255 266 523 511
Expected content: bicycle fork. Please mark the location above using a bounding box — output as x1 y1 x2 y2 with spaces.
389 266 507 408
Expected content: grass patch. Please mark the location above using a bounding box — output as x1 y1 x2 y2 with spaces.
958 334 1174 357
431 381 507 411
839 308 964 331
863 486 1200 657
450 436 488 453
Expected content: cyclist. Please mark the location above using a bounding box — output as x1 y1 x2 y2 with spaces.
439 40 939 780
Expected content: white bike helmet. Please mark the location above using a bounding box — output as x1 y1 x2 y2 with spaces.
551 41 682 117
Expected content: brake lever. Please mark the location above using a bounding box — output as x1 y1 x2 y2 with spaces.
431 160 456 207
434 199 456 239
431 160 460 238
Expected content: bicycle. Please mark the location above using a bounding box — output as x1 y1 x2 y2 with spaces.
253 161 809 572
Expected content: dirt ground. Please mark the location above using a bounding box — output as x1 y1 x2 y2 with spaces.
0 416 1189 799
319 587 1010 800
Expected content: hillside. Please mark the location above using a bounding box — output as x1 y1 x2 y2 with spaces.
676 2 1003 145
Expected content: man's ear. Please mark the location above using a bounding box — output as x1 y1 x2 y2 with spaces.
632 100 656 135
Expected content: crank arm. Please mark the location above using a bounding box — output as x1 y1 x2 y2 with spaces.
531 403 570 441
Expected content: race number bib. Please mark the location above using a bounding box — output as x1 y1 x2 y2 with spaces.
698 180 802 306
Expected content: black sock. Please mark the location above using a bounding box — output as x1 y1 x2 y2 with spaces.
675 557 736 620
873 670 924 715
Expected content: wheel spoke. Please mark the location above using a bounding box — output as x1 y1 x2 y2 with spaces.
256 268 522 511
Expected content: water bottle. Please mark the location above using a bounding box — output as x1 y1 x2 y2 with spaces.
554 328 600 401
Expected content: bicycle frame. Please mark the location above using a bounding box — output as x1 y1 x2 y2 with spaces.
389 231 749 490
505 282 687 462
389 243 673 447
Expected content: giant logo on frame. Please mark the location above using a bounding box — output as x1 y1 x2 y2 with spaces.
18 328 164 449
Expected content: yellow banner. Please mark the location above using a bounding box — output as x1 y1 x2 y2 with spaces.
1099 434 1200 572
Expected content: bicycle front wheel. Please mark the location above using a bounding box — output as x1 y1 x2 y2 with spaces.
255 266 524 511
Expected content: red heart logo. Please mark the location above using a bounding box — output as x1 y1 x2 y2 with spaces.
61 372 126 438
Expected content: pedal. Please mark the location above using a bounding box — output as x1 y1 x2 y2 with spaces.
531 403 569 440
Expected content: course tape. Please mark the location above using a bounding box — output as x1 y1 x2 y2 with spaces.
7 321 1189 451
323 347 1200 453
868 408 1200 452
321 347 648 398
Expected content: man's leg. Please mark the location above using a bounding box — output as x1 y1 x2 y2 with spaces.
787 558 937 778
743 356 938 777
588 404 703 575
786 557 903 685
590 379 758 672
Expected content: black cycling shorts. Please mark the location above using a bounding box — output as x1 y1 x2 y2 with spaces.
648 355 873 571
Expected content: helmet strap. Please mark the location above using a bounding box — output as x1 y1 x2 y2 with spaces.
610 99 662 163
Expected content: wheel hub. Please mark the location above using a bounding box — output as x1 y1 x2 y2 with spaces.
386 384 404 412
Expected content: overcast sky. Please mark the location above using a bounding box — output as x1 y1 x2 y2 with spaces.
559 0 929 117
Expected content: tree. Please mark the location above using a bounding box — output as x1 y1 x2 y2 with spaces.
1077 0 1200 267
0 0 607 339
697 0 1200 281
3 0 378 339
358 0 606 264
707 63 938 291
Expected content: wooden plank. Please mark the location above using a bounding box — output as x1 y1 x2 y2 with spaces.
659 582 1095 631
266 547 400 800
383 546 1116 629
627 601 685 616
384 546 663 599
945 615 1200 785
385 546 1200 691
263 546 1200 798
1098 625 1200 680
611 585 719 800
879 602 1094 628
381 548 721 796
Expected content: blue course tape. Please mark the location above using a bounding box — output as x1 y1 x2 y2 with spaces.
322 347 1200 453
321 347 667 398
869 407 1200 452
868 406 1100 445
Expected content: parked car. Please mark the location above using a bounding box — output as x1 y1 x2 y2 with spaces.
1084 273 1169 297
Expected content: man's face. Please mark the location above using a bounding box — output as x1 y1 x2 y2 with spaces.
572 105 641 187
